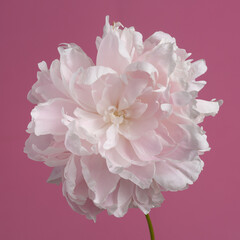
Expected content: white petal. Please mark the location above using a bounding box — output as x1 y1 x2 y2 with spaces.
195 99 222 116
190 59 207 79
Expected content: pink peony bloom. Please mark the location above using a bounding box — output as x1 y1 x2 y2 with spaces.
24 16 222 221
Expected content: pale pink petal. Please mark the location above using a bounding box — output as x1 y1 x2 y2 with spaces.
139 42 177 86
58 43 93 81
81 155 120 205
108 179 134 217
63 155 89 204
114 136 146 166
92 74 124 115
27 61 65 104
50 60 69 96
119 163 155 189
119 117 158 140
24 133 70 167
131 131 163 161
138 88 160 119
124 61 159 87
133 182 164 214
118 77 148 110
97 31 131 73
79 66 116 85
31 98 77 136
143 31 175 52
154 157 204 191
73 108 106 134
65 120 97 156
105 148 132 173
124 102 148 119
103 124 119 150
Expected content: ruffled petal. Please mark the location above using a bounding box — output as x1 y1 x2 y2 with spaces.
97 30 131 73
63 155 103 221
139 42 177 86
27 61 66 104
131 131 163 161
64 119 97 156
118 77 148 110
119 116 158 140
81 155 120 205
193 99 223 123
24 133 70 167
105 179 134 217
154 157 204 191
119 163 155 189
31 98 77 136
133 181 164 214
143 31 175 52
58 43 93 81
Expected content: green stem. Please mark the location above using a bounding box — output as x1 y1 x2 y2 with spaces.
145 214 155 240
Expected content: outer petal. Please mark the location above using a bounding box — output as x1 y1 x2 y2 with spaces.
31 98 77 136
133 181 164 214
63 155 102 221
24 133 70 167
119 163 155 189
96 30 131 73
193 99 223 123
58 43 94 81
64 119 98 156
81 155 120 205
124 61 159 87
154 157 204 191
27 61 66 104
138 42 177 86
143 31 175 52
103 179 134 217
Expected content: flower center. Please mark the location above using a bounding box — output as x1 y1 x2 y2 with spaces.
103 106 126 125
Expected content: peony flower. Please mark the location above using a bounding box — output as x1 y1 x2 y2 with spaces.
24 16 222 222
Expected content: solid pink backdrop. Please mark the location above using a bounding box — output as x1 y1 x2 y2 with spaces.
0 0 238 239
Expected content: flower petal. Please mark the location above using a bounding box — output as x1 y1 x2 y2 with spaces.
58 43 93 81
81 155 120 204
103 124 119 150
154 157 204 191
31 98 77 136
131 131 163 161
97 30 131 73
119 163 155 189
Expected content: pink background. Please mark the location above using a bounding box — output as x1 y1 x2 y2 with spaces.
0 0 238 239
